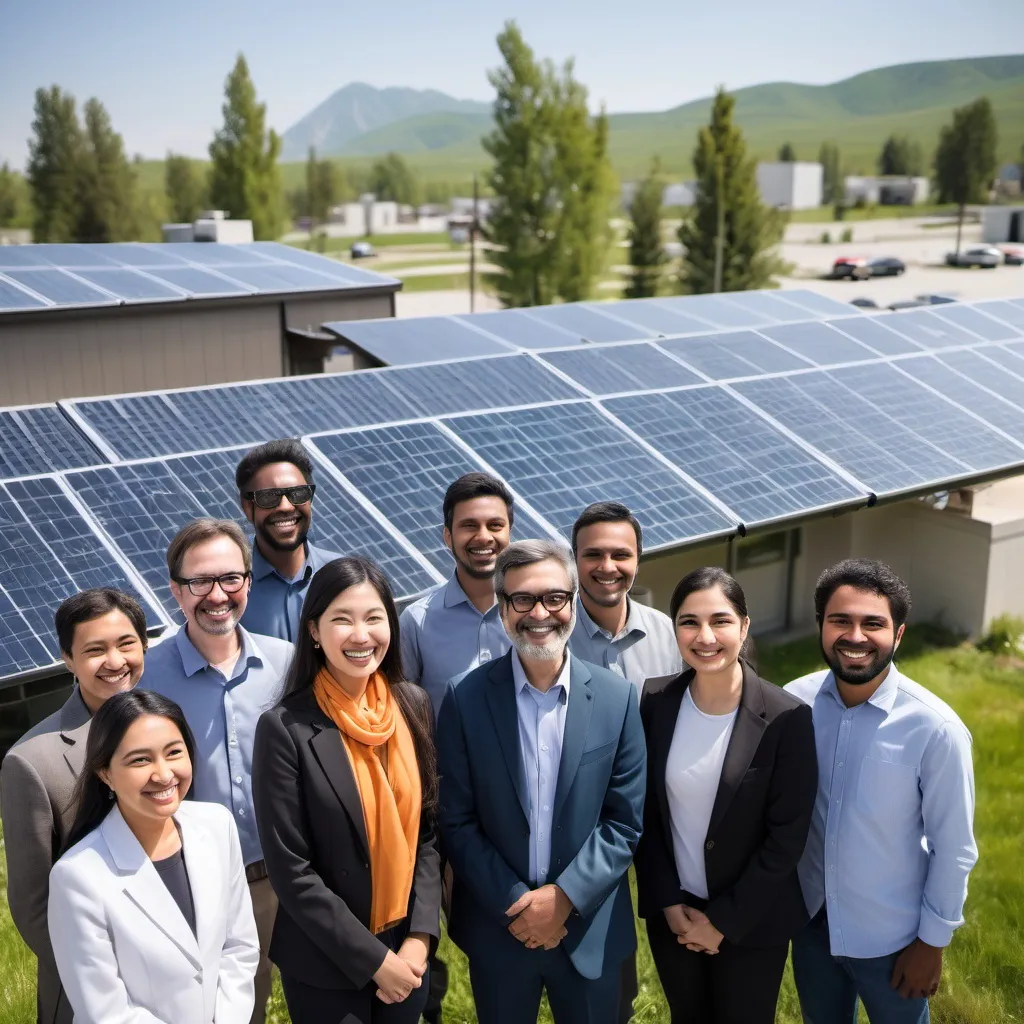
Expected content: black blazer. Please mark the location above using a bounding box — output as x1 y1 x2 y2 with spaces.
635 660 817 948
252 684 441 990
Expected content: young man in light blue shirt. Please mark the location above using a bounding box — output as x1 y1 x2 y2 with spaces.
236 439 339 643
786 559 977 1024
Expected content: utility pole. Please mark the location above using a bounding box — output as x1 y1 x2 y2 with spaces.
713 154 725 293
469 174 478 313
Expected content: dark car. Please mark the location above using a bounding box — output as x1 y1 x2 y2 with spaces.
864 256 906 277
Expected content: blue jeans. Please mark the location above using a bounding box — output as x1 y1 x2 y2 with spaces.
791 910 930 1024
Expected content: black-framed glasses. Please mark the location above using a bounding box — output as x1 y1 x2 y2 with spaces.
173 572 251 597
243 484 316 509
502 591 574 614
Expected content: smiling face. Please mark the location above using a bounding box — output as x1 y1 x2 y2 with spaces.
169 534 250 638
500 557 576 663
243 461 312 554
309 580 391 691
98 714 192 827
444 496 511 581
820 584 904 688
575 520 639 611
674 584 750 676
63 609 145 714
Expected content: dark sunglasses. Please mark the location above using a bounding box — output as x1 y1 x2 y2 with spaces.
173 572 251 597
243 484 316 509
502 591 574 614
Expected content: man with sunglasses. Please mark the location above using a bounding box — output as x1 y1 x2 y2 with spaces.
437 539 646 1024
235 439 340 643
143 518 293 1024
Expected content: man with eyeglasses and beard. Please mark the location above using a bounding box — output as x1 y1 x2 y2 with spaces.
236 439 340 643
785 559 977 1024
436 540 645 1024
144 518 293 1024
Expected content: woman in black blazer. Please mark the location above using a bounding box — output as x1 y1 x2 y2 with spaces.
252 556 441 1024
636 567 817 1024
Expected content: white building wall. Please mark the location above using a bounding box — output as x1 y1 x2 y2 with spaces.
757 163 823 210
982 205 1024 244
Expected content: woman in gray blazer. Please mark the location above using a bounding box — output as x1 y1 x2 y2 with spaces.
0 588 148 1024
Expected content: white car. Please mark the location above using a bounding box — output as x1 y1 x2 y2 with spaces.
945 246 1001 269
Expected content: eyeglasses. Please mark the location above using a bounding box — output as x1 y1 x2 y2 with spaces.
173 572 251 597
502 591 574 614
243 484 316 509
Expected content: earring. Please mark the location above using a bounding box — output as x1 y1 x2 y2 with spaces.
313 641 320 649
108 788 115 800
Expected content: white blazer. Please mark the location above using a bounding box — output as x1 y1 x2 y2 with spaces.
48 800 259 1024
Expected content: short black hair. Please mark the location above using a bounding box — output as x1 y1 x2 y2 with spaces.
571 501 643 557
442 473 514 531
814 558 912 628
669 566 747 622
235 438 314 494
55 588 149 657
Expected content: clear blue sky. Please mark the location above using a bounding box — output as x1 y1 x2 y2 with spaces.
1 0 1021 167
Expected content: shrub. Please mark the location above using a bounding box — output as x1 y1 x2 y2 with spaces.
819 230 832 244
839 227 854 243
977 614 1024 657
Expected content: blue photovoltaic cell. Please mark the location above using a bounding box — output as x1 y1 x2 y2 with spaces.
539 343 705 395
938 348 1024 401
604 388 865 525
312 422 554 575
327 317 515 365
0 275 48 310
966 343 1024 379
884 310 981 348
152 243 279 267
144 266 255 295
204 264 346 292
522 304 657 343
86 244 194 268
780 290 864 319
0 406 100 480
457 309 584 349
659 294 775 328
660 331 811 379
718 291 809 322
0 476 165 678
381 354 584 417
929 303 1021 342
826 316 923 356
252 245 397 286
758 322 878 366
4 268 118 306
0 247 56 268
73 268 186 302
443 403 736 548
19 244 123 267
973 300 1024 331
591 300 716 336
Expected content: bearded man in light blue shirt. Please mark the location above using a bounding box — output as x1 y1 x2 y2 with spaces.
786 559 977 1024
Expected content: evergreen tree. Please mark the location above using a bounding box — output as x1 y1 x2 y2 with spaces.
208 54 284 240
0 163 18 227
368 152 419 206
626 159 666 298
26 85 84 242
878 134 924 176
818 141 842 205
678 88 785 295
935 97 997 255
306 147 341 224
75 98 138 242
165 153 207 223
778 142 797 162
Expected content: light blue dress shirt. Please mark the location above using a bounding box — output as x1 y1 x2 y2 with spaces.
240 540 339 643
512 648 571 887
786 666 977 958
400 573 511 717
142 625 293 867
570 598 682 695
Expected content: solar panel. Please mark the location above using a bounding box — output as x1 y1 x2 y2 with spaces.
143 266 255 296
0 405 101 480
0 476 166 679
973 300 1024 331
968 343 1024 379
659 294 774 328
254 245 396 286
80 244 193 268
825 315 923 356
73 268 187 303
522 304 657 343
0 275 48 311
151 243 278 267
717 291 806 322
443 403 736 549
15 244 123 268
325 316 515 366
885 310 982 348
759 322 878 366
456 309 586 349
538 343 706 395
781 290 863 318
590 300 716 335
3 269 118 307
310 422 555 575
202 264 350 293
937 348 1024 401
604 388 865 526
929 303 1022 342
660 331 811 379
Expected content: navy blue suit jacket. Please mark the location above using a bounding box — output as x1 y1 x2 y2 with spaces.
437 650 646 981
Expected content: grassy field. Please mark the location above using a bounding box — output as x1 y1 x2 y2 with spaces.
3 625 1022 1023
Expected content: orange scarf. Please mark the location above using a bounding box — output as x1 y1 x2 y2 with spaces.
313 667 421 934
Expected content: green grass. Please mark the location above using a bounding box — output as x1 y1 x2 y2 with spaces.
286 231 459 252
784 203 961 224
3 626 1022 1023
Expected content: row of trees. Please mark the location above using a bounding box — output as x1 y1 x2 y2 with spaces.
776 134 926 176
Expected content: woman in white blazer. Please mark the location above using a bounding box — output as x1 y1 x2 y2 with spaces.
48 689 259 1024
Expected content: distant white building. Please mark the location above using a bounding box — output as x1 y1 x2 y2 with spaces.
326 199 399 237
756 162 823 210
982 205 1024 244
163 210 254 244
844 176 930 206
620 181 697 210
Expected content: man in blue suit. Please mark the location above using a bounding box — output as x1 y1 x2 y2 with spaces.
437 539 646 1024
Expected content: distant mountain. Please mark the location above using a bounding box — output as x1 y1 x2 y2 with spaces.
280 83 489 160
289 56 1024 180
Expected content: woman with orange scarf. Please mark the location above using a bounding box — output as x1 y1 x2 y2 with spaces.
253 556 441 1024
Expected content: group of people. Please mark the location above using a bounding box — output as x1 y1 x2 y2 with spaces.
0 437 978 1024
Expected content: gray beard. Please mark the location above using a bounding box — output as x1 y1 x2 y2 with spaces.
509 610 576 662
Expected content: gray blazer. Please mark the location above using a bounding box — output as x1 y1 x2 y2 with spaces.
1 688 89 1024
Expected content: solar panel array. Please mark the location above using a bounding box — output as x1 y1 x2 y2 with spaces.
0 242 398 312
4 289 1024 684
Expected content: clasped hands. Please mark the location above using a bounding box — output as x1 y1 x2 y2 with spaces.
664 903 724 955
506 884 573 950
373 933 429 1004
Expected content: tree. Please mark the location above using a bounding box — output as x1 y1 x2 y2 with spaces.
818 141 842 206
165 153 207 223
306 147 342 223
934 97 998 255
74 97 139 242
368 152 419 206
26 85 85 242
208 54 284 240
0 163 18 227
778 142 797 162
625 159 667 298
878 134 924 176
678 88 786 295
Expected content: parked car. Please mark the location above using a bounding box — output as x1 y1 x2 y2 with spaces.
945 246 1001 268
850 297 879 309
864 256 906 277
1001 246 1024 266
831 256 905 280
350 241 376 259
830 256 867 279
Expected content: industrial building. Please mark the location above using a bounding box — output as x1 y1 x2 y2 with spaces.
756 162 824 210
844 175 931 206
982 204 1024 244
